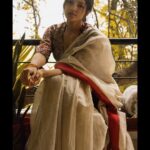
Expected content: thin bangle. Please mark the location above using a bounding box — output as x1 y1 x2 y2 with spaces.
25 63 39 69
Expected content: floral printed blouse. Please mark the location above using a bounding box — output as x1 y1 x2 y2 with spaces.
36 22 92 62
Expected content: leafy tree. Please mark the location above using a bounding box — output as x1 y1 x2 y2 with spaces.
14 0 43 39
13 0 137 90
93 0 137 89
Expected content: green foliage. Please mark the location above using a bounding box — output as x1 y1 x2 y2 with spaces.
94 0 137 89
13 33 34 120
13 33 25 85
16 45 35 80
13 33 35 150
94 0 137 37
13 33 26 120
14 0 41 38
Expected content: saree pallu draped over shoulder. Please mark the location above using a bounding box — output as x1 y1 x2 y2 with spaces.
26 27 134 150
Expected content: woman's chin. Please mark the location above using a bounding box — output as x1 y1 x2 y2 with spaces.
67 18 78 23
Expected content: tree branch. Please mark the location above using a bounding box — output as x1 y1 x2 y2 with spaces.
93 7 99 28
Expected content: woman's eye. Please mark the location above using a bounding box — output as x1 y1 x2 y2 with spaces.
78 4 85 8
68 1 73 4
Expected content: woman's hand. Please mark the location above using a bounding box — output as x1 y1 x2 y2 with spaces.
20 64 41 87
20 64 63 87
37 68 63 78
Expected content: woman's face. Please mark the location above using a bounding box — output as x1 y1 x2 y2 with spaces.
64 0 87 23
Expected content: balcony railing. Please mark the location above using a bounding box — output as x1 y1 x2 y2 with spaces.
13 38 137 45
13 38 138 80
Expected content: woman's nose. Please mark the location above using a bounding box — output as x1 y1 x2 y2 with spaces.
70 3 78 11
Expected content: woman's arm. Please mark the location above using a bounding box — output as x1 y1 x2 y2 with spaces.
30 53 46 68
20 53 46 86
38 68 63 78
20 26 53 87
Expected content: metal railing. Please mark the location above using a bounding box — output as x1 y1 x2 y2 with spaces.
13 38 137 45
13 38 138 97
13 38 137 79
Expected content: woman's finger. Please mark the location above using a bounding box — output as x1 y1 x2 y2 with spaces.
30 67 38 78
20 70 30 85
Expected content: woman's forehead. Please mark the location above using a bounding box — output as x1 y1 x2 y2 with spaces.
68 0 86 4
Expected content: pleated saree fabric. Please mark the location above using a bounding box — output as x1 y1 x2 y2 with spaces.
26 24 134 150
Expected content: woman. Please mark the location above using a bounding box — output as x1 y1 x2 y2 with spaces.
21 0 134 149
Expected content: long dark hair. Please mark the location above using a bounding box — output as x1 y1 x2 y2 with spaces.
63 0 94 13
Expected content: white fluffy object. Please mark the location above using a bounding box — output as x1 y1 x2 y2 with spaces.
122 85 137 117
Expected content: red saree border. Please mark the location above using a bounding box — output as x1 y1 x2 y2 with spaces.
55 62 120 150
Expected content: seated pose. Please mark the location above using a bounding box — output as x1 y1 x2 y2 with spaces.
20 0 134 149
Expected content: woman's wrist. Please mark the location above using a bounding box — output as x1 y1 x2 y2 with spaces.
25 63 39 69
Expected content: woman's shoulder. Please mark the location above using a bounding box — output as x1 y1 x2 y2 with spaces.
84 23 108 39
89 25 107 37
45 22 66 32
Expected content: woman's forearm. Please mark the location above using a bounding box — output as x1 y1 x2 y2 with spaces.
40 69 63 77
31 53 47 68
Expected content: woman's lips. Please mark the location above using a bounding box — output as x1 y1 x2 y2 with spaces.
68 12 77 17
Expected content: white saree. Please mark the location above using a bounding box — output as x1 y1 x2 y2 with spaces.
26 26 134 150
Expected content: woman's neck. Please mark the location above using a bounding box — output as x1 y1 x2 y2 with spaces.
65 21 84 34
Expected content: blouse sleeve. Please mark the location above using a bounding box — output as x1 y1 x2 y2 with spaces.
36 26 53 62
